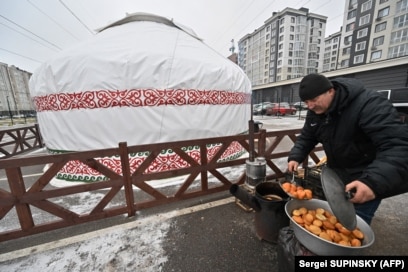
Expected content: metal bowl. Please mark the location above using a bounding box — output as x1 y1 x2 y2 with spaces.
285 199 375 256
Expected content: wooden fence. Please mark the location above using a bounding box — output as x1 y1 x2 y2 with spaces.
0 126 323 242
0 124 43 158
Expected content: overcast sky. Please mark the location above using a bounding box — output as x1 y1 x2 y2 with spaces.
0 0 345 73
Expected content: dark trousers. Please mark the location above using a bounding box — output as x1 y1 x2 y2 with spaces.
354 198 381 225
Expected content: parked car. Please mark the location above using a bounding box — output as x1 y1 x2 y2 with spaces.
253 102 274 115
266 102 297 116
292 101 307 110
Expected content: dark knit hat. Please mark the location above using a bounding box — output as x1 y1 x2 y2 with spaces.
299 74 333 101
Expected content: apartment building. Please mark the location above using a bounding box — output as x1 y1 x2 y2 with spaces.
335 0 408 69
323 31 342 72
238 7 327 87
0 62 34 117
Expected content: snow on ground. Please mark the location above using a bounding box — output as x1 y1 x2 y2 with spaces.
0 197 235 272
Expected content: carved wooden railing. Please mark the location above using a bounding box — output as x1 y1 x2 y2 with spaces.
0 128 323 242
0 124 43 158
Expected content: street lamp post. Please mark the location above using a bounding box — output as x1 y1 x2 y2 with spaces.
6 96 13 126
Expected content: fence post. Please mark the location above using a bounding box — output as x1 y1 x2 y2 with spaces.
34 123 44 147
118 142 136 217
6 167 34 230
257 129 267 157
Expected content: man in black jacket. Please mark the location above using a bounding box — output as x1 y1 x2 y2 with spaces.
287 73 408 224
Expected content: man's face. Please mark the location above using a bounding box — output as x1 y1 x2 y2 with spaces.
304 88 335 114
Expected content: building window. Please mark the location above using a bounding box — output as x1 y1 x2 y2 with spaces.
379 0 388 4
354 54 364 64
391 29 408 43
279 26 284 33
396 0 408 13
357 28 368 38
342 47 351 55
290 34 294 40
290 26 294 32
271 30 276 37
371 50 382 60
361 0 372 12
341 59 349 67
359 14 370 26
394 14 408 28
388 43 408 58
346 22 355 32
347 9 357 20
378 7 390 18
375 22 387 32
373 36 385 46
356 41 366 51
344 35 352 45
280 18 285 24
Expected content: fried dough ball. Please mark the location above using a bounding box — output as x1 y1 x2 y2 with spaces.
319 231 332 242
292 209 301 216
292 215 304 225
316 208 325 215
312 219 323 227
322 220 336 230
351 238 362 247
326 229 342 243
315 213 327 221
352 229 364 239
308 225 322 235
335 222 351 235
338 240 351 246
303 213 314 224
298 207 308 215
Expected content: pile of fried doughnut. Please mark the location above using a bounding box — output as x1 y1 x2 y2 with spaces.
291 207 365 247
281 182 313 200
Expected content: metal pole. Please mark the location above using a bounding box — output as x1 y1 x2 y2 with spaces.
6 96 13 126
249 92 255 162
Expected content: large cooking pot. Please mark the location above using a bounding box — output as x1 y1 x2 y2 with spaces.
285 198 375 256
230 182 289 243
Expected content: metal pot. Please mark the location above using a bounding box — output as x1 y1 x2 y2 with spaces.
285 199 375 256
230 182 290 243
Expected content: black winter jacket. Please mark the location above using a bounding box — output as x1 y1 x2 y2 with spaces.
288 77 408 199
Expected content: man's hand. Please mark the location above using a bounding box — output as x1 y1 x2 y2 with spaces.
287 161 299 172
345 180 376 203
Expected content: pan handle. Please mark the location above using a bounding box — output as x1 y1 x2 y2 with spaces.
345 187 356 200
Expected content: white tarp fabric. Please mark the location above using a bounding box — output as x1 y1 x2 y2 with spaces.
29 12 251 152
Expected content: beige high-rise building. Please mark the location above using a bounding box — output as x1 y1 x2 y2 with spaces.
238 7 327 87
0 62 34 117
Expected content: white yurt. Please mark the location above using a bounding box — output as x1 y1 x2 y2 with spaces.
29 13 252 182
